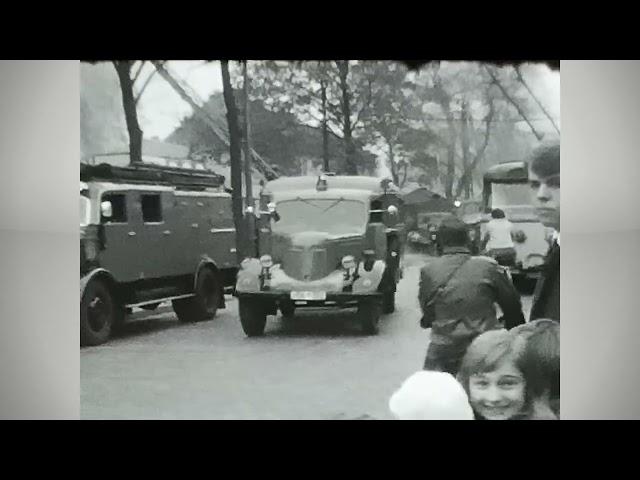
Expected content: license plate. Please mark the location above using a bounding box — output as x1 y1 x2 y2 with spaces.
290 291 326 301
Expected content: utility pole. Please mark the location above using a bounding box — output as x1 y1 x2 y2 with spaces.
243 61 256 257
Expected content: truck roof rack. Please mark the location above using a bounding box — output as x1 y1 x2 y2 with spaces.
80 163 225 190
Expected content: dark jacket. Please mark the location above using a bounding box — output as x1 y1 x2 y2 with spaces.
530 242 560 322
419 246 525 346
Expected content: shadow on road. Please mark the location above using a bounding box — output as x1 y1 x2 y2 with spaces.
264 307 371 338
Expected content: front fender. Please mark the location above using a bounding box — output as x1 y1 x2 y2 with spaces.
352 260 386 294
80 268 115 299
235 258 262 293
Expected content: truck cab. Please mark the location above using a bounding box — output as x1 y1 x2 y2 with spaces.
235 174 405 336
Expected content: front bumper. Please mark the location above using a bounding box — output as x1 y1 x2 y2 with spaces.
236 290 382 306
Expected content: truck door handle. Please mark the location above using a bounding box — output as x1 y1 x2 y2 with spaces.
163 230 171 236
128 231 136 237
191 223 199 228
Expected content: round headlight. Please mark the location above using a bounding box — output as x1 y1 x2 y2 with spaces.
259 255 273 268
512 230 527 243
267 202 277 213
341 255 356 270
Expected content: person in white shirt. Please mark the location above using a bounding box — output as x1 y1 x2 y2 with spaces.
482 208 517 266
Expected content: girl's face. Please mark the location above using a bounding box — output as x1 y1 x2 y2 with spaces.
468 360 526 420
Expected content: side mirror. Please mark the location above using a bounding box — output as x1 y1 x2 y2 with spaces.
100 201 112 219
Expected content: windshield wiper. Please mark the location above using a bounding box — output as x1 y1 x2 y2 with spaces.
321 197 346 213
295 197 323 209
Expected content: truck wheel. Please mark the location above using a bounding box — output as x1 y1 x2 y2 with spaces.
81 279 118 346
239 298 267 337
358 300 382 335
173 267 221 323
382 291 395 314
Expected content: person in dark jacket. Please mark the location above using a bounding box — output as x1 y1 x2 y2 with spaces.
419 216 525 376
528 142 560 321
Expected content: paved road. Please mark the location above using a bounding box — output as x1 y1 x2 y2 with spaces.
80 253 533 419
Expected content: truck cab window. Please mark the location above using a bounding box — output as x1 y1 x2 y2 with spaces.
102 193 127 223
141 194 163 223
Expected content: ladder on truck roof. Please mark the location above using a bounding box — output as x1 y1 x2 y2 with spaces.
80 163 226 190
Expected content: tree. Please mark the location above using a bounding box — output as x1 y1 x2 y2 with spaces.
112 61 143 164
220 60 246 258
240 60 377 175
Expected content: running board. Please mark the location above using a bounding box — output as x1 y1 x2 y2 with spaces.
125 293 195 308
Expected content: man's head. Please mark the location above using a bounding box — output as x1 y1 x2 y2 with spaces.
529 142 560 231
437 215 469 248
491 208 506 219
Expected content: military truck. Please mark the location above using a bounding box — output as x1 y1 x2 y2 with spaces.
80 163 238 346
235 174 405 336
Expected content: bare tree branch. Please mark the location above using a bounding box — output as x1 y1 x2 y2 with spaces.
484 65 544 141
514 65 560 135
134 65 162 106
131 61 146 85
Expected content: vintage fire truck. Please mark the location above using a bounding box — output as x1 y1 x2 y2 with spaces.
235 174 405 336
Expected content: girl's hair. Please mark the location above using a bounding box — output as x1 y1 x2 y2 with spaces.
457 329 521 396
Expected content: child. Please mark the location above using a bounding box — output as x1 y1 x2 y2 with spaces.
389 370 474 420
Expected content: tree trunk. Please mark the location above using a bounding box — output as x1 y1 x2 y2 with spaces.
242 61 256 257
113 61 143 165
321 77 329 172
388 142 399 186
336 61 357 175
460 101 471 199
221 60 246 259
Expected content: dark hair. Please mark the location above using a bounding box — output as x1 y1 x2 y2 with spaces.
515 319 560 403
437 215 468 247
491 208 506 219
530 142 560 178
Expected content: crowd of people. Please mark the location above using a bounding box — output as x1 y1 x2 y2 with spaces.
390 142 560 420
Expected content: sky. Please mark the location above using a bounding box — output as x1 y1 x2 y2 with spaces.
136 61 223 139
135 61 560 142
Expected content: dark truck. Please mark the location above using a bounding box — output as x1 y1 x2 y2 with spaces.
235 174 405 336
80 163 239 346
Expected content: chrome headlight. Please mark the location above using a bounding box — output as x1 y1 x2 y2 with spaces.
512 230 527 243
341 255 356 270
259 254 273 268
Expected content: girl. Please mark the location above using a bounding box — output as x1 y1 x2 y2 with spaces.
458 330 527 420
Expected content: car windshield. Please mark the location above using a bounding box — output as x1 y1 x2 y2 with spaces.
80 195 91 227
490 182 531 208
272 198 367 236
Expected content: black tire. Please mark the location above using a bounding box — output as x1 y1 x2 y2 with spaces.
358 300 382 335
81 278 117 346
239 298 267 337
280 301 295 319
172 267 222 323
382 291 395 314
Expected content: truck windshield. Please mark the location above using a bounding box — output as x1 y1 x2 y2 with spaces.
489 182 531 208
272 198 367 236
